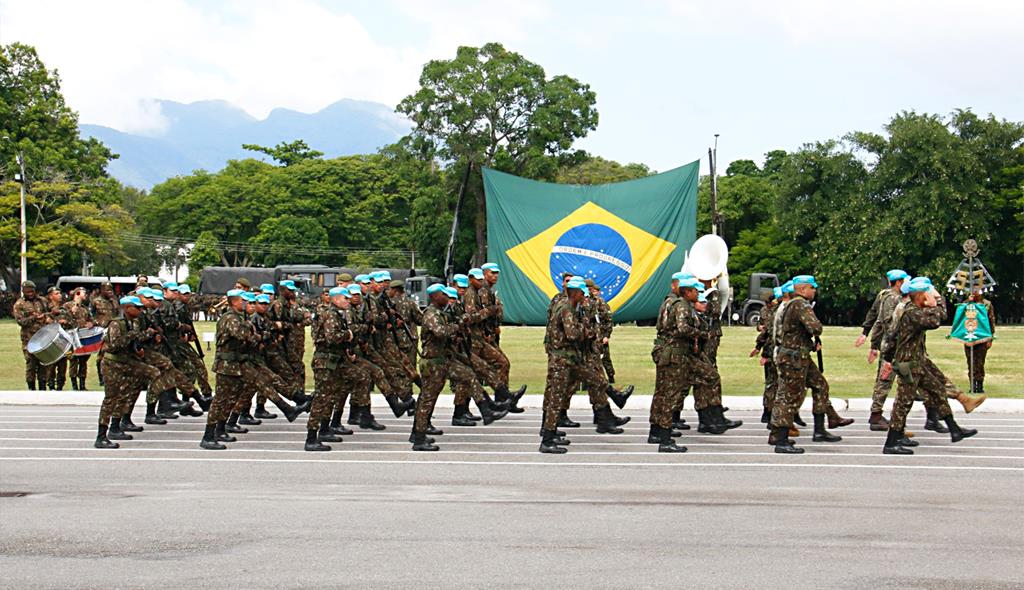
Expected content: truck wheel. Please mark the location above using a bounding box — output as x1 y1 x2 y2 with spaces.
746 311 761 327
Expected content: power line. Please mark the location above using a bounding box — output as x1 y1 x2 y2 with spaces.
118 232 413 258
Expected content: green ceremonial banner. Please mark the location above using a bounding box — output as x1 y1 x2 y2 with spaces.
484 162 699 325
948 302 994 345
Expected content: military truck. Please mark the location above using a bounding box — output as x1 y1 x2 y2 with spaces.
732 273 780 326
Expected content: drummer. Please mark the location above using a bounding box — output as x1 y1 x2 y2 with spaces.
12 281 52 391
46 286 72 391
65 287 96 390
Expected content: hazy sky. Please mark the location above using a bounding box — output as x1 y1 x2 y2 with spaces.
2 0 1022 172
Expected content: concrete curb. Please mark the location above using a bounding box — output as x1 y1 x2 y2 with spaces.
0 391 1019 413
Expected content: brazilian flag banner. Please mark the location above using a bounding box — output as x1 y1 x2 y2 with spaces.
484 162 698 325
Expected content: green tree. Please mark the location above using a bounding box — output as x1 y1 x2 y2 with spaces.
397 42 598 262
243 139 324 166
555 155 652 184
250 214 329 266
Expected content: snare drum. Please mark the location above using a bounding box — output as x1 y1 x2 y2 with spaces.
26 323 74 366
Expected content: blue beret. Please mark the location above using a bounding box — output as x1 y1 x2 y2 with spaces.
678 277 700 290
259 283 275 294
781 280 795 294
566 277 587 291
371 270 391 282
119 295 143 306
773 286 783 300
347 285 363 296
177 285 191 294
886 269 909 282
279 280 297 290
907 279 931 293
328 286 349 297
671 271 693 282
226 288 245 298
911 276 932 286
444 286 459 299
356 274 372 285
151 290 164 301
481 262 500 272
241 292 256 302
255 293 271 304
162 281 178 289
792 275 818 288
427 283 447 296
453 274 469 288
900 282 911 295
697 291 708 303
468 268 484 280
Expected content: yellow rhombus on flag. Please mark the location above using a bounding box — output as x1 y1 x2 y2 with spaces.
505 201 676 311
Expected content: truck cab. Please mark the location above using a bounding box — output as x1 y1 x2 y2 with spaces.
734 273 780 326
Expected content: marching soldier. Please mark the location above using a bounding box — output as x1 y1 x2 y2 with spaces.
466 266 527 411
90 282 118 386
646 272 693 453
269 280 308 395
586 278 616 384
880 278 978 454
136 288 198 423
200 289 260 449
94 296 160 449
689 283 742 434
539 276 591 454
855 269 909 430
389 279 422 369
699 278 724 366
751 287 782 426
64 287 95 390
174 284 215 409
13 280 51 390
45 286 71 390
373 271 421 412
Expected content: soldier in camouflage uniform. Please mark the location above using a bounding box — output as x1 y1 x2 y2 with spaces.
174 285 214 406
751 288 781 425
13 281 52 390
465 267 527 412
305 287 368 451
93 296 159 448
389 279 422 369
269 280 308 395
45 287 70 390
699 280 724 367
157 282 204 417
64 287 94 390
574 280 633 429
373 272 421 411
480 263 527 412
855 270 909 430
769 275 842 454
646 273 696 453
136 289 197 424
688 282 742 434
90 282 118 386
586 279 616 384
963 288 995 393
880 279 978 454
200 289 261 449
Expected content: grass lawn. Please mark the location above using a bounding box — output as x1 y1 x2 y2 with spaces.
2 320 1019 398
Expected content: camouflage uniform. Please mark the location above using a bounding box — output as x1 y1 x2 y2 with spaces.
393 290 423 368
239 309 300 413
541 297 590 432
13 294 52 388
415 304 483 434
464 283 511 387
650 293 699 429
861 288 899 413
99 317 159 425
207 307 260 425
48 298 72 389
592 293 615 382
770 296 827 429
348 299 396 406
963 297 994 387
175 298 212 396
703 289 723 366
564 298 613 413
377 291 419 401
881 296 955 431
269 296 307 393
138 306 195 404
309 304 366 430
754 301 778 411
64 299 94 387
90 293 117 384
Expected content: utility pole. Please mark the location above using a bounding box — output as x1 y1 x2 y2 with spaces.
17 151 27 284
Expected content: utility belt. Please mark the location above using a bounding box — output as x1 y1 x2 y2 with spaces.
215 350 254 363
548 348 580 362
777 345 810 360
102 352 133 364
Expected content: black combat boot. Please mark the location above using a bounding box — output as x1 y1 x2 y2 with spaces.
697 408 727 435
156 391 179 419
358 407 386 430
793 413 807 427
647 424 661 444
898 434 919 447
760 408 771 424
272 397 301 423
671 409 689 430
658 426 687 453
305 428 331 452
214 421 236 443
200 424 225 450
167 391 190 411
557 409 580 428
483 392 511 412
193 392 212 412
408 429 436 444
37 377 46 391
506 384 527 413
293 395 313 415
539 430 568 454
923 407 949 433
347 399 361 425
944 416 978 443
412 431 440 451
107 417 133 441
606 384 634 409
451 403 476 427
425 422 444 436
144 402 167 425
27 380 35 391
384 394 409 418
79 378 87 391
493 384 512 406
714 405 743 429
120 412 144 432
225 412 248 434
592 408 631 426
70 377 79 391
479 397 509 425
317 419 343 443
773 426 805 454
975 380 985 394
594 406 624 434
465 405 482 421
178 401 204 417
329 407 354 435
94 424 119 449
882 429 913 455
812 413 841 442
254 401 277 420
238 410 262 425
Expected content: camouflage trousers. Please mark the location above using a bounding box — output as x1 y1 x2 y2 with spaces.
49 357 67 388
650 358 686 429
99 357 159 425
464 349 500 395
265 348 297 393
69 355 89 385
285 335 306 392
771 357 829 429
21 340 48 385
452 352 487 405
598 342 615 383
562 352 611 413
239 362 294 413
964 343 988 382
471 337 510 386
353 353 392 405
890 356 954 431
689 352 722 411
415 357 480 433
382 338 417 399
542 352 609 431
141 349 195 403
762 358 778 410
705 333 721 367
184 346 213 396
207 371 249 425
308 363 366 429
870 358 895 413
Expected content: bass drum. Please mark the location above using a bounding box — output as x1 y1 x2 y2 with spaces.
26 323 74 366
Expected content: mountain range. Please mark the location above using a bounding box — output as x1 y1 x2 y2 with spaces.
80 98 410 188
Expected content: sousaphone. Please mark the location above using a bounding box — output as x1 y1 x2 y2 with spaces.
682 234 732 311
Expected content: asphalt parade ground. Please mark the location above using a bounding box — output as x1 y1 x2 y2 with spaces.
1 404 1022 589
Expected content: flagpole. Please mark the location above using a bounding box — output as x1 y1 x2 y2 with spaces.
444 160 473 282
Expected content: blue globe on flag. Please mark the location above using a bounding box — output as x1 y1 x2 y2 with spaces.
549 223 632 301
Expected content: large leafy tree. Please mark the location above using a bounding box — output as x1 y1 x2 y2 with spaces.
397 42 598 262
